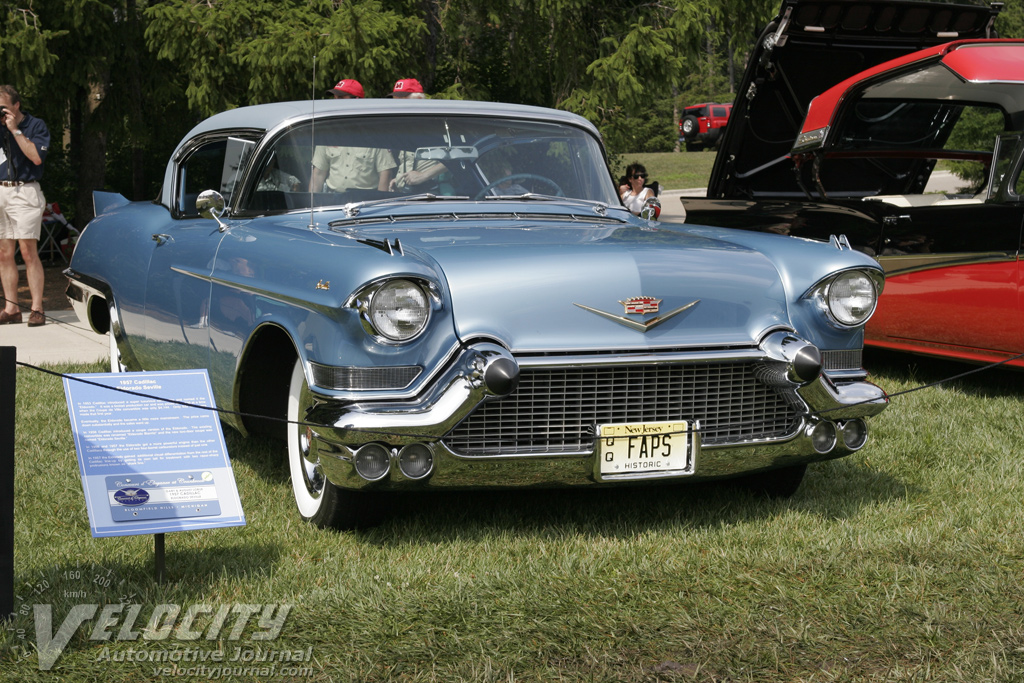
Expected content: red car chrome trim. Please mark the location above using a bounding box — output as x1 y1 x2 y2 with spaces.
796 39 1024 150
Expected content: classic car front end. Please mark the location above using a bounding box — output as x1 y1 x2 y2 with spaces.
67 99 888 529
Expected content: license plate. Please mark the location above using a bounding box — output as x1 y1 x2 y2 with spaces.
598 421 693 476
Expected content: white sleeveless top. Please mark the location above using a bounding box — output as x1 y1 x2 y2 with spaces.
621 187 653 215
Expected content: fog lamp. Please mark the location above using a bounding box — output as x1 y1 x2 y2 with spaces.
840 419 868 451
808 420 837 454
354 444 391 481
398 443 434 480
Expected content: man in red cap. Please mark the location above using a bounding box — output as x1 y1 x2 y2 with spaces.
326 79 365 99
388 78 425 99
386 78 445 192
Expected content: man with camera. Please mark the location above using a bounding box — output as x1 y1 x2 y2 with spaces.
0 85 49 326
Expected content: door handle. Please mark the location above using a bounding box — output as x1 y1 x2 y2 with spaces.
882 215 911 227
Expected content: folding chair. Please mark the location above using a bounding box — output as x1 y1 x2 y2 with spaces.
38 203 72 264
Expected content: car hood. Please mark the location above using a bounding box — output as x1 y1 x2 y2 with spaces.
367 220 793 353
709 0 1002 201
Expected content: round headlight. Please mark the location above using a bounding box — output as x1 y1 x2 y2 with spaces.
369 279 429 341
827 271 877 326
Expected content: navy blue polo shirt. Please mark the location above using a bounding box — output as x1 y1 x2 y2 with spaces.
1 112 50 183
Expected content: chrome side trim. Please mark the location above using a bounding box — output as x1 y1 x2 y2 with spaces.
878 251 1015 277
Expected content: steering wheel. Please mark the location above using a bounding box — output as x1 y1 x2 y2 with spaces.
474 173 564 199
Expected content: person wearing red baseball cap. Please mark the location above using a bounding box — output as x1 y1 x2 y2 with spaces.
386 78 445 192
326 79 365 99
388 78 425 99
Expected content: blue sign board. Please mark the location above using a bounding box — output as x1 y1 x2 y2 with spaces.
63 370 245 537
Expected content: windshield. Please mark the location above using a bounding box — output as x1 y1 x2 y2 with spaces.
238 114 619 214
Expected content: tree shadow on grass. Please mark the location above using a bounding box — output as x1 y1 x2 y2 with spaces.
361 456 915 545
226 427 914 544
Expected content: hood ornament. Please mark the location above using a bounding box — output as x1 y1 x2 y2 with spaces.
574 298 700 333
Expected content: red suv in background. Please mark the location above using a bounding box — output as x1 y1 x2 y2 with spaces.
679 102 732 151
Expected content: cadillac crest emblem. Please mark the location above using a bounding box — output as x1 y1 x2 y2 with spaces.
620 296 661 315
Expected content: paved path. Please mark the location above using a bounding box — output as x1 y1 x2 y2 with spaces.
2 310 109 367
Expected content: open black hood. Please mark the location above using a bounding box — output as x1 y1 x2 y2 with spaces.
708 0 1003 200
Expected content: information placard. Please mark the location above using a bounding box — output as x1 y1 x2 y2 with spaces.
63 370 245 537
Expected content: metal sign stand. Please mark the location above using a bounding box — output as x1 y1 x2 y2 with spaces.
1 347 16 621
155 533 165 584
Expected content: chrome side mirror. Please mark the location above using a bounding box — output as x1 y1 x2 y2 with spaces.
196 189 229 231
639 196 661 221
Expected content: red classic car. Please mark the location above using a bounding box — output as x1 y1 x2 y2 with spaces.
683 0 1024 369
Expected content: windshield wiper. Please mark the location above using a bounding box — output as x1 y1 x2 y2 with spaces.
339 193 471 218
401 193 471 202
482 194 610 214
482 193 559 201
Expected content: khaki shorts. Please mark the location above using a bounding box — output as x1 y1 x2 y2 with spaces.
0 182 46 240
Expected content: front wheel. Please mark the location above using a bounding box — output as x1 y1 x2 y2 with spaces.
287 358 384 529
109 330 125 373
108 300 127 373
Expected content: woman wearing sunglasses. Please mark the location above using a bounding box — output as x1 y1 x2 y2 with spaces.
619 162 655 216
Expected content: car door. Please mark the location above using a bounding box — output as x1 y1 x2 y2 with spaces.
138 135 255 371
869 136 1024 355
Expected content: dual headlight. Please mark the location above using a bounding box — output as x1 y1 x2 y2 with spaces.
351 278 433 342
811 269 883 327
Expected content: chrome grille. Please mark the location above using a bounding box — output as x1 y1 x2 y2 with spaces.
310 362 421 391
444 361 802 456
822 349 862 372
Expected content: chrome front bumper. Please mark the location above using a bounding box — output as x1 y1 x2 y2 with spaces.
305 334 888 490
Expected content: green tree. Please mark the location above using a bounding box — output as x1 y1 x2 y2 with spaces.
0 0 782 223
1 0 181 224
144 0 426 111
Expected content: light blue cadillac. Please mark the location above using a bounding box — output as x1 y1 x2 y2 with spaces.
66 99 888 529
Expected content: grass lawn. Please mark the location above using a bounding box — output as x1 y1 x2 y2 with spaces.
612 151 716 191
3 351 1023 681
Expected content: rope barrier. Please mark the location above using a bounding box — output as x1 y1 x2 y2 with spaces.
12 346 1024 441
